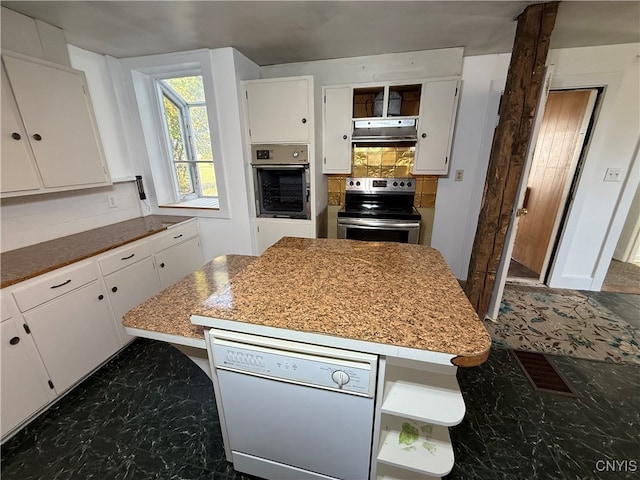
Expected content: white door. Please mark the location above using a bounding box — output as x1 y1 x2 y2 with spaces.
1 317 55 437
23 282 121 393
322 86 352 173
104 256 161 344
3 54 109 188
487 67 554 319
245 78 310 143
155 236 203 289
1 65 41 194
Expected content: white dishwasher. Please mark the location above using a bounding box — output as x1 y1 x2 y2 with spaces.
208 329 378 480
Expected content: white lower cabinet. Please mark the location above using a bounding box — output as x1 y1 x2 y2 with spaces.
23 280 120 394
103 256 161 345
1 219 203 441
1 315 55 439
155 236 203 289
374 359 465 479
256 218 314 254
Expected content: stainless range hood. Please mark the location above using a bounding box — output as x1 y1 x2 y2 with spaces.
351 118 417 143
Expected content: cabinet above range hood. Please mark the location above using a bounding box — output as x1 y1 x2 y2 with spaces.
351 118 418 143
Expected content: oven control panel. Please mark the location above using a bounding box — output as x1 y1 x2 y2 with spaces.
251 144 308 165
346 177 415 193
211 337 376 397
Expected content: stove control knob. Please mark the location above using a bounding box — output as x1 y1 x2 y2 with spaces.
349 181 354 186
407 182 412 187
356 181 361 187
292 151 300 158
400 181 405 187
393 181 398 187
332 370 350 388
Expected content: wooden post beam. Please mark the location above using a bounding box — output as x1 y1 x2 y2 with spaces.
464 2 559 317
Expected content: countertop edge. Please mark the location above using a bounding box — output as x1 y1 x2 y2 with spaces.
191 315 490 367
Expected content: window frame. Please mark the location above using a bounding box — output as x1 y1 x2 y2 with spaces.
121 50 229 216
157 77 213 202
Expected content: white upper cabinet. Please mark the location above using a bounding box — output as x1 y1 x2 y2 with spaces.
1 65 41 194
322 86 352 174
1 52 111 196
413 79 460 175
245 77 312 143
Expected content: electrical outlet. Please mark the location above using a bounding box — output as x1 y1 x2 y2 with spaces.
604 168 622 182
454 169 464 182
107 194 117 208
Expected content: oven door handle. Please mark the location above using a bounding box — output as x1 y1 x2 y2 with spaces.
251 164 308 169
337 218 420 229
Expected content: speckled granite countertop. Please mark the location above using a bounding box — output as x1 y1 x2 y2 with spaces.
1 215 192 288
123 255 257 341
124 237 491 366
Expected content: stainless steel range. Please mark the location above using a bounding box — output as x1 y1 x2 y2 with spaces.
337 177 421 244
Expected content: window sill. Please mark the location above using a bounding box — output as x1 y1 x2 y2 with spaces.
159 197 219 210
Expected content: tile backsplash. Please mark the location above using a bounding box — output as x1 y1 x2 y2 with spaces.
327 145 438 208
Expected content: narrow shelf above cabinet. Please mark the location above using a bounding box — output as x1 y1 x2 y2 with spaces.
381 365 465 426
378 414 454 478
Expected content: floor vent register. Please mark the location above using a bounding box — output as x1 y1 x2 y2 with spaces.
511 350 576 397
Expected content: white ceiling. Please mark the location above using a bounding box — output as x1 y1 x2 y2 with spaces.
2 1 639 65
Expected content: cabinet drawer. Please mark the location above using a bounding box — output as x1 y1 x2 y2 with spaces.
98 241 151 276
150 221 199 253
12 262 97 312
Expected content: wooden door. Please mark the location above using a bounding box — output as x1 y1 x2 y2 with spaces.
512 89 596 276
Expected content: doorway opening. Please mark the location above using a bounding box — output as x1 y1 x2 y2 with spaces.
506 87 602 285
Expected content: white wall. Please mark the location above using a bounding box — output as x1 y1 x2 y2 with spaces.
613 183 640 263
195 48 260 261
546 43 640 290
431 54 511 279
1 182 141 252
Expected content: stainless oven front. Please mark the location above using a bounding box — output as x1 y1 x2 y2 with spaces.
337 217 420 244
251 144 310 219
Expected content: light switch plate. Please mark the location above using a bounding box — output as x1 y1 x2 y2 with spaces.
454 169 464 182
604 168 622 182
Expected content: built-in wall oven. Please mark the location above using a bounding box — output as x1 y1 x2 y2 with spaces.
252 145 310 219
338 177 421 244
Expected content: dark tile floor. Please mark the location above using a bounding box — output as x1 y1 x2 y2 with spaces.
2 294 639 480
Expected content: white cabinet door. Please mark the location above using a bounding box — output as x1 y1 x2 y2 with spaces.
155 236 203 289
1 316 54 438
245 78 311 143
23 281 120 394
413 80 460 175
104 256 161 345
256 219 313 254
1 65 41 194
2 53 110 189
322 86 352 174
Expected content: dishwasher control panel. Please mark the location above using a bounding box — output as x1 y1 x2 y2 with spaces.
211 336 376 397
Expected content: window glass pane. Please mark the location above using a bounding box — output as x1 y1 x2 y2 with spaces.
175 162 194 196
163 76 205 103
190 105 213 162
197 162 218 197
162 95 186 163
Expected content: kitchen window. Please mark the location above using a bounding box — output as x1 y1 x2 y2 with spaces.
157 75 218 206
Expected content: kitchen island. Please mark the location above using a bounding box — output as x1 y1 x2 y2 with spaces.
123 237 491 480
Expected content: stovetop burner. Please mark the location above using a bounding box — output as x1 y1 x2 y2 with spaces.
339 177 421 222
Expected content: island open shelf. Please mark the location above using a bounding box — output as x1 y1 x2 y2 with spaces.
381 364 465 426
